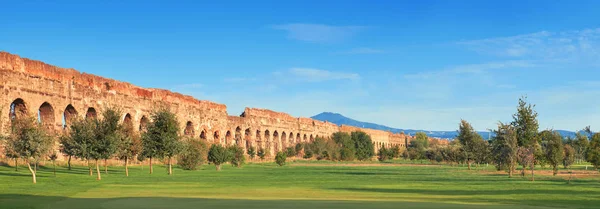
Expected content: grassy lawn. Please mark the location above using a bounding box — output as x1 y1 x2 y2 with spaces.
1 161 599 209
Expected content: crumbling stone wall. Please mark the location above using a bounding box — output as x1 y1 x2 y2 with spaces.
0 52 411 159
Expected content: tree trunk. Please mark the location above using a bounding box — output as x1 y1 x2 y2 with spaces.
149 157 153 174
104 159 108 174
68 155 72 170
168 157 172 175
216 164 221 171
125 157 129 177
27 162 36 184
96 160 101 181
88 160 92 176
34 162 37 173
53 161 56 176
14 158 18 171
468 161 471 170
568 168 572 184
531 164 535 182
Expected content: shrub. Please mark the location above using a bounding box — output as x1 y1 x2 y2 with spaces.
351 131 375 161
208 144 231 171
285 147 296 157
228 145 245 168
377 146 391 162
257 148 266 160
295 143 304 156
247 146 256 159
275 151 287 166
178 139 209 170
340 147 355 161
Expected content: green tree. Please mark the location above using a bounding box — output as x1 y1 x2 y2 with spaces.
285 147 296 157
377 146 392 162
295 143 303 157
178 138 208 170
563 144 575 184
491 123 518 177
116 119 141 176
228 145 245 168
351 131 374 161
246 146 256 159
49 152 58 176
142 108 182 175
541 131 564 176
574 132 590 163
7 117 53 184
586 133 600 170
456 120 485 170
333 132 356 161
389 145 401 159
93 107 122 178
68 118 97 176
257 148 266 160
59 134 78 170
3 132 20 171
208 144 231 171
275 151 287 166
511 96 539 180
408 132 429 162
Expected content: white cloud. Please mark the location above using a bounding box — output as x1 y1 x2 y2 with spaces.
404 60 536 79
458 28 600 64
288 68 360 82
341 47 385 54
271 23 366 43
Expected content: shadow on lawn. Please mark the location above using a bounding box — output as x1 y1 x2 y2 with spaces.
0 194 553 209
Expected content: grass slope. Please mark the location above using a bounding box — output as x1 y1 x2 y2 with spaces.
0 161 599 209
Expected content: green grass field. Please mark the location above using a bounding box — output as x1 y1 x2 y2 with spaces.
1 160 599 209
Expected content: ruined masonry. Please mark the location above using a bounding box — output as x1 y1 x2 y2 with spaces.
0 51 413 158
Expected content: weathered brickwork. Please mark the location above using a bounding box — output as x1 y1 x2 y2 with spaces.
0 52 418 158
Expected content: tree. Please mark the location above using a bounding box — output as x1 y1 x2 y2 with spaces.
491 123 518 177
59 134 78 170
178 138 208 170
3 132 20 171
517 147 535 180
257 148 266 160
377 146 393 162
275 151 287 166
116 121 141 176
295 143 303 157
49 152 58 176
390 145 401 159
7 117 53 184
208 144 231 171
512 96 539 180
563 144 575 184
408 132 429 162
142 108 182 175
574 132 590 163
285 147 296 157
456 120 485 170
333 132 356 161
542 131 564 176
91 107 122 179
68 118 97 176
228 145 245 168
351 131 374 161
586 133 600 170
247 146 256 159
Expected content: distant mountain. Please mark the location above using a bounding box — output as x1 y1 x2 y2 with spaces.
311 112 578 140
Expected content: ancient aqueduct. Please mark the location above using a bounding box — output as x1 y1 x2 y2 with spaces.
0 51 414 158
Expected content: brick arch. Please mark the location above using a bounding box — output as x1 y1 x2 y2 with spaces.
38 102 55 129
85 107 97 119
63 104 78 129
213 130 221 143
289 132 294 145
244 128 252 150
281 131 287 149
296 133 301 143
123 113 133 126
184 121 195 136
9 98 28 121
139 115 149 132
273 131 280 152
235 126 242 147
225 130 232 145
200 129 208 141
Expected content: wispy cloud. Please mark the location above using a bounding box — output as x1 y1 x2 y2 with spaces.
340 47 385 54
458 28 600 64
404 60 536 79
271 23 367 43
288 68 360 82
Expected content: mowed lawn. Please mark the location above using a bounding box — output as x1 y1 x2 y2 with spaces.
1 161 599 209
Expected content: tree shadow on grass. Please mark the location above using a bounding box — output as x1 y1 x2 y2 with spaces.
0 194 557 209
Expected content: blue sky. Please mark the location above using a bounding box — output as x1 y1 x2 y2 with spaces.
2 0 599 131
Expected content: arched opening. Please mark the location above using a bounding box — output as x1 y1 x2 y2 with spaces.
303 134 308 142
244 128 252 149
225 130 232 145
289 132 294 145
235 127 242 146
265 130 271 151
256 130 262 149
273 131 280 152
38 102 55 129
184 121 194 136
310 134 314 142
9 98 28 121
139 116 149 132
123 113 133 127
296 133 301 143
63 104 78 129
200 130 207 140
281 131 287 149
213 131 220 143
86 107 97 119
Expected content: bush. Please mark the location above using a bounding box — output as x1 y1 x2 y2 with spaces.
228 145 246 168
208 144 231 171
295 143 304 156
257 148 266 160
340 147 355 161
247 146 256 159
275 151 287 166
377 146 392 162
178 139 209 170
351 131 375 161
285 147 296 157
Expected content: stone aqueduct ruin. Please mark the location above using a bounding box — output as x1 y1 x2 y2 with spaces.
0 51 413 157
